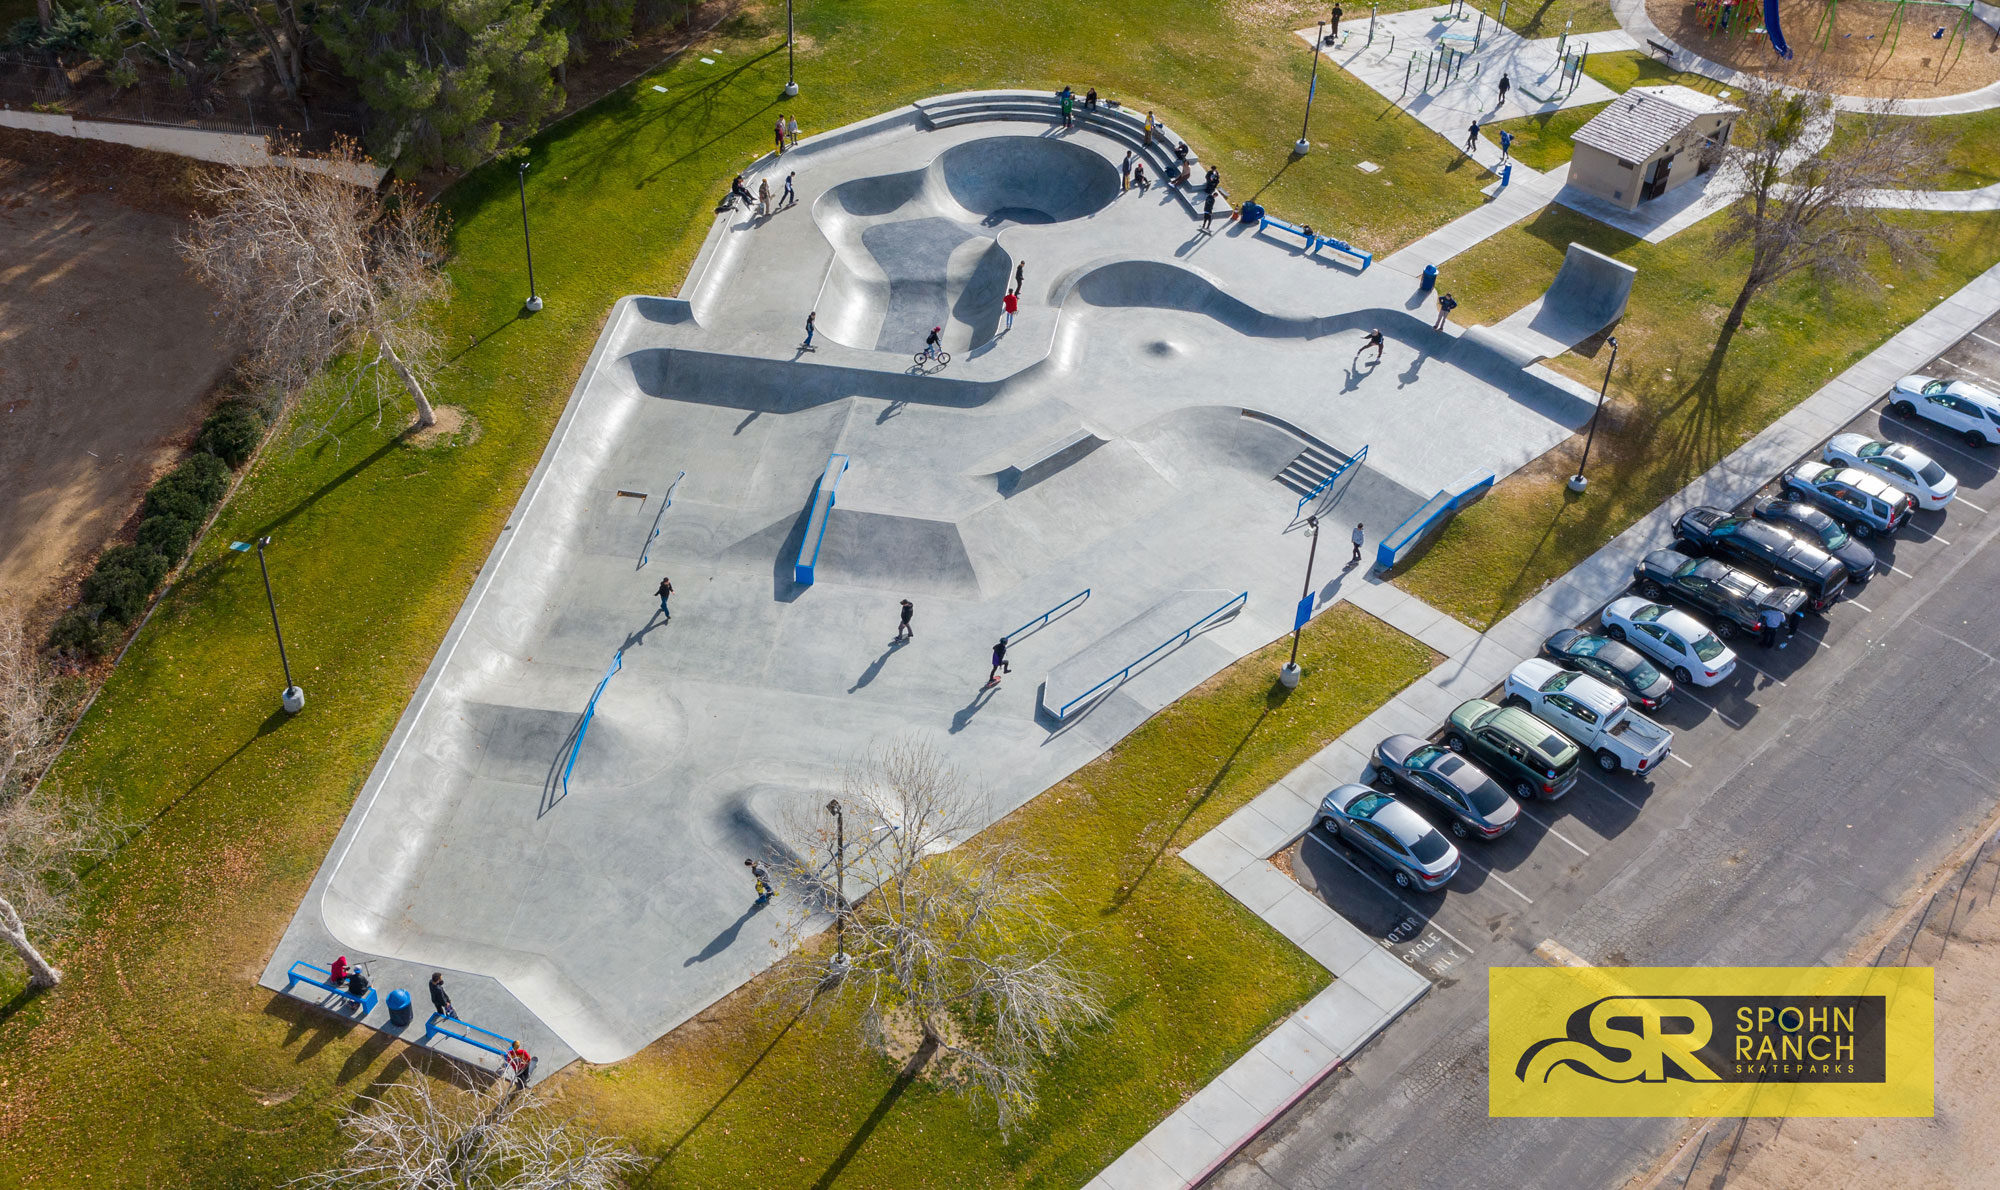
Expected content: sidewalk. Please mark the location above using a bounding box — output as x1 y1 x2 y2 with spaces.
1084 256 2000 1189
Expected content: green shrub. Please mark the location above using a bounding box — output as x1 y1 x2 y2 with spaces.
48 605 115 658
163 453 232 505
141 483 206 525
135 514 196 565
82 545 169 622
194 400 266 468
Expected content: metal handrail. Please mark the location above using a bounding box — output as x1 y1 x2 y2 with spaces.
639 471 685 567
1057 591 1247 720
562 649 624 795
1295 443 1369 518
1005 588 1090 642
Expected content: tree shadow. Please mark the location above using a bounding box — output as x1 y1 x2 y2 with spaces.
0 984 50 1029
636 1003 811 1179
248 430 409 539
81 707 294 875
808 1036 938 1190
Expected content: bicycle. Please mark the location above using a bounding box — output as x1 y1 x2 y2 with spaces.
913 346 950 368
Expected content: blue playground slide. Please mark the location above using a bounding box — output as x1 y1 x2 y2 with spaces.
1763 0 1795 58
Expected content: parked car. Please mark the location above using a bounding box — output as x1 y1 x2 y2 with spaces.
1890 375 2000 447
1370 734 1520 839
1822 433 1956 510
1601 596 1738 687
1673 507 1849 611
1778 463 1914 537
1503 659 1673 774
1445 699 1582 800
1751 498 1879 582
1633 549 1810 635
1313 783 1461 890
1542 628 1674 710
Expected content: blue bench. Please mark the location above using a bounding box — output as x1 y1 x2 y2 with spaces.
422 1011 517 1060
284 960 379 1015
794 453 850 587
1257 215 1373 270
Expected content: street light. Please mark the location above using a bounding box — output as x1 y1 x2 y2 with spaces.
1280 515 1321 688
516 160 542 314
230 537 304 714
784 0 799 97
825 797 848 962
1568 335 1619 493
1295 22 1324 156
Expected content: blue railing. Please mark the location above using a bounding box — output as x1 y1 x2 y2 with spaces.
639 471 686 568
284 960 378 1014
1375 469 1494 571
794 453 851 587
562 649 624 795
423 1012 517 1059
1005 588 1090 642
1295 444 1369 518
1056 591 1248 720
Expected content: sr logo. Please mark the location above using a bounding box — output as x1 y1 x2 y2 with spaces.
1514 996 1721 1084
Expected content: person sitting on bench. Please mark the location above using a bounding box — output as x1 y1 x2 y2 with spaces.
328 956 351 985
344 969 371 997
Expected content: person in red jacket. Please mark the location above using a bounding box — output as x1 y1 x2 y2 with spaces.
1003 290 1019 331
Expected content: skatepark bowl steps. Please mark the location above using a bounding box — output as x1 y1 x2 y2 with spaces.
813 136 1119 353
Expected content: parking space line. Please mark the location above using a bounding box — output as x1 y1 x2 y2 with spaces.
1305 832 1477 955
1578 770 1646 812
1512 804 1592 856
1886 418 1989 469
1667 751 1694 768
1972 331 2000 349
1675 687 1746 728
1732 654 1789 685
1454 850 1534 904
1955 496 1990 515
1846 598 1874 613
1919 530 1953 546
1889 564 1914 578
1941 359 2000 389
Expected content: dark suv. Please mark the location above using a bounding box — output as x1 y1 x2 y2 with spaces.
1673 507 1849 611
1633 549 1809 635
1444 699 1581 800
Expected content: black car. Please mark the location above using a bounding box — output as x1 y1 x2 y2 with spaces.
1632 549 1809 636
1751 498 1878 581
1541 628 1673 710
1673 507 1849 611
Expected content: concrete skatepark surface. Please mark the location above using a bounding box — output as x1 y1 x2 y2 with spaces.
1464 241 1636 366
262 96 1609 1076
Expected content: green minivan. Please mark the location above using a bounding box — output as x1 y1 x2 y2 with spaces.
1443 699 1581 800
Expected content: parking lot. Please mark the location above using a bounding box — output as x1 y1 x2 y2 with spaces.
1215 312 2000 1190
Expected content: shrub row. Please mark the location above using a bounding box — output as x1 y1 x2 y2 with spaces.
49 399 269 658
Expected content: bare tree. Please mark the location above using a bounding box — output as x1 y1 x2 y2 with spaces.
0 788 116 990
770 739 1106 1130
291 1071 642 1190
180 141 450 434
0 610 57 802
1713 75 1947 350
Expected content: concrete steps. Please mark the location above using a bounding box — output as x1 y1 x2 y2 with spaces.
1276 444 1349 499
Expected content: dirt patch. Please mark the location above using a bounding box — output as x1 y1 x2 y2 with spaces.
0 127 235 621
406 404 479 450
1648 0 2000 98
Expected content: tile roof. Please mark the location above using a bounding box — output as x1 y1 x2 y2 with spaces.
1571 86 1742 162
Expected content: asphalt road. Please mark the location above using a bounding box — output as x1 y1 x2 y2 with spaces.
1212 313 2000 1190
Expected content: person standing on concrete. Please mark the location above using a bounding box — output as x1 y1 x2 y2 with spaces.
1356 328 1385 365
1329 4 1343 41
745 858 774 904
757 177 772 217
1497 74 1511 107
1350 523 1365 563
782 170 796 207
1201 190 1217 231
1433 291 1458 331
1057 87 1074 128
1465 120 1480 152
802 311 816 351
1003 289 1019 330
1205 165 1220 194
428 972 457 1019
786 115 801 148
989 637 1012 684
655 575 674 620
1120 151 1133 192
1015 260 1026 294
897 598 915 640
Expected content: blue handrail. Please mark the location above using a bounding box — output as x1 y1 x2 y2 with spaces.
795 454 850 587
562 649 624 795
1005 588 1089 642
423 1012 517 1059
639 471 685 568
1295 444 1369 518
1057 591 1247 720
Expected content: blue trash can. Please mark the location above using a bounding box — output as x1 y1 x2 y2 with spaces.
1421 263 1439 292
1500 163 1512 189
386 988 414 1028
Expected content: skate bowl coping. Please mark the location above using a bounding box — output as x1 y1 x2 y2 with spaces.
795 453 851 587
1375 469 1496 571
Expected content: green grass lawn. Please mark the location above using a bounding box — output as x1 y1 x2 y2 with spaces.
0 1 1468 1184
1488 50 1735 172
1827 107 2000 192
1395 204 2000 629
568 605 1437 1187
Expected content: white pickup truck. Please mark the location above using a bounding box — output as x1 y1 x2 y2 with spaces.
1503 658 1673 775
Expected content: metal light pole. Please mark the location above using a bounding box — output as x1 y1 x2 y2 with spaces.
232 537 304 714
1280 516 1321 688
1295 22 1324 156
825 798 847 961
516 160 542 314
1568 335 1618 492
784 0 799 97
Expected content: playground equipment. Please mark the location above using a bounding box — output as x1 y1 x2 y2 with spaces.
1811 0 1980 61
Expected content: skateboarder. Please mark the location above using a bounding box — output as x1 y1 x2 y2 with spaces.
745 858 773 904
1202 190 1217 231
782 170 796 207
1351 523 1365 563
897 598 915 640
1434 291 1458 331
1015 260 1026 294
989 638 1012 684
802 310 816 350
656 575 674 619
1003 289 1019 330
1329 4 1343 40
1356 328 1385 364
429 972 457 1019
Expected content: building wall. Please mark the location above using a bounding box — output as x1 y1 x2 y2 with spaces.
1568 142 1642 211
1656 112 1735 198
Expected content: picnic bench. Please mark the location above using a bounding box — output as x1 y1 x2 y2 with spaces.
284 960 379 1015
1257 215 1374 270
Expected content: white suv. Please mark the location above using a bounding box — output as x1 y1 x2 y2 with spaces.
1890 375 2000 448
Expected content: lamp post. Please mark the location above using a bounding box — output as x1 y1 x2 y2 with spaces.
1295 22 1324 155
825 798 848 963
231 537 304 714
1568 335 1618 493
1280 515 1321 688
784 0 799 97
516 160 542 314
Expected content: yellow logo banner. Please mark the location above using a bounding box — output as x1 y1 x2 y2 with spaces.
1489 966 1933 1117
